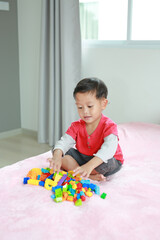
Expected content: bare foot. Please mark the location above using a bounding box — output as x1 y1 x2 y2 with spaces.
89 173 106 182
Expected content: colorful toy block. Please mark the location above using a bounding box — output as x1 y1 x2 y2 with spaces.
23 177 29 184
75 199 82 206
27 179 40 186
100 193 107 199
23 167 106 206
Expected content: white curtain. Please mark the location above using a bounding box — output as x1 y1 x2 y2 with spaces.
38 0 81 147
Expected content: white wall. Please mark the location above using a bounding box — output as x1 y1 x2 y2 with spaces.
82 45 160 124
17 1 160 131
18 0 42 131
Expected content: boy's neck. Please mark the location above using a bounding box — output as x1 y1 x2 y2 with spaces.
85 115 102 136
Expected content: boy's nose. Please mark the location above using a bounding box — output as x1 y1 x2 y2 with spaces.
83 107 88 115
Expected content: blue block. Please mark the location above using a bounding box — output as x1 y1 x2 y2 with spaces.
23 177 30 184
51 194 55 199
89 183 96 191
70 189 76 195
76 193 81 199
81 179 90 184
39 181 45 187
94 185 100 195
41 168 49 173
52 185 62 192
80 191 85 196
83 183 89 188
46 174 54 179
37 175 41 180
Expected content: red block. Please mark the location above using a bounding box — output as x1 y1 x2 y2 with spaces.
81 195 86 201
40 173 51 181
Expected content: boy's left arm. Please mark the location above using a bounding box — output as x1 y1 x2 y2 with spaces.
73 134 118 178
73 156 103 178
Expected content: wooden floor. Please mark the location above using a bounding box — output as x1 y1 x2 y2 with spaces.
0 133 51 168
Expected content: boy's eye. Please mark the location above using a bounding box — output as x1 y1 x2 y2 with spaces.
88 105 93 108
78 106 82 109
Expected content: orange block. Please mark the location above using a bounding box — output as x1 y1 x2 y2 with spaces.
67 195 74 201
63 192 68 201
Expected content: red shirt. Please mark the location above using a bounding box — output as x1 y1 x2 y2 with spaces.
66 114 124 163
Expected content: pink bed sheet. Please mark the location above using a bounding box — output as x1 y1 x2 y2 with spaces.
0 122 160 240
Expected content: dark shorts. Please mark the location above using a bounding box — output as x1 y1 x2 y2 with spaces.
65 148 122 177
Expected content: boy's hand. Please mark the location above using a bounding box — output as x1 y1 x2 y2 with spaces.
47 149 63 173
73 156 103 178
47 157 62 173
73 163 93 178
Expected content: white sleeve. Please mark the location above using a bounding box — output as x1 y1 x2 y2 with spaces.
93 134 118 163
52 133 76 156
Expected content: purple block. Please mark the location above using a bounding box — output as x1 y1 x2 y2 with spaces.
57 174 67 186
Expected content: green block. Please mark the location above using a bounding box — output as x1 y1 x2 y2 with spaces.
54 197 62 203
100 193 107 199
55 188 62 197
46 168 51 171
75 199 82 206
63 184 68 192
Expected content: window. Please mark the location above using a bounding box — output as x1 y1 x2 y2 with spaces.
132 0 160 40
79 0 160 45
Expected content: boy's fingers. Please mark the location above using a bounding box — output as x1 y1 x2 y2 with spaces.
73 167 82 176
47 158 52 162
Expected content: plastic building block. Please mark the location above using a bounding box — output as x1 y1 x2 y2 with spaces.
31 168 42 175
45 179 57 190
41 168 50 173
55 188 62 198
57 174 67 186
94 185 100 195
40 173 51 181
85 191 93 197
23 177 30 184
39 181 45 187
51 194 55 199
54 173 62 183
100 193 107 199
37 175 41 180
24 167 105 206
81 195 86 201
75 199 82 206
54 197 62 203
27 179 40 186
67 195 74 201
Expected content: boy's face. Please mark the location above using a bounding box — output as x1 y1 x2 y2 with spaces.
75 91 108 125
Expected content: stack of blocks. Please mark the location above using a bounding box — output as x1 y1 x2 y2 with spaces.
23 168 106 206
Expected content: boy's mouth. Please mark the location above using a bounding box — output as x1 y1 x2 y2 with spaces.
84 116 92 120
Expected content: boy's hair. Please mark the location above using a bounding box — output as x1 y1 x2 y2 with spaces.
73 77 108 99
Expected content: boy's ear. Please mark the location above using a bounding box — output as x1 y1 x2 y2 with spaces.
101 98 108 109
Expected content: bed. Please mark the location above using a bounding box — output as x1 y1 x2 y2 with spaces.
0 122 160 240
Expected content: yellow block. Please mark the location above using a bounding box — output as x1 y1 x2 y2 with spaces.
85 191 93 197
68 170 74 175
45 179 57 190
54 174 62 183
31 168 42 175
50 169 54 174
61 170 67 175
72 184 77 190
27 179 40 186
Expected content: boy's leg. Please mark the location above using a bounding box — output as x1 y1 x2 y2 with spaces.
61 148 85 172
94 157 122 177
61 155 79 172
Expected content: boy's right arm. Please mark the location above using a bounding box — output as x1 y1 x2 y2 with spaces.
48 149 63 173
48 133 76 172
